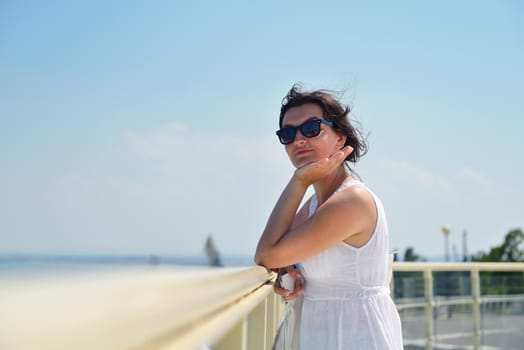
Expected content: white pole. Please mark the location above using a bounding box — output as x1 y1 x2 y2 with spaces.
424 268 434 350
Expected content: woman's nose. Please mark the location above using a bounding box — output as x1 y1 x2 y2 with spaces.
293 131 307 144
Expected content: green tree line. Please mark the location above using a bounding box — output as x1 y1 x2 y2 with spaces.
395 228 523 263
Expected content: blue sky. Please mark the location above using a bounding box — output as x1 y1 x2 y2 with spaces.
1 1 523 260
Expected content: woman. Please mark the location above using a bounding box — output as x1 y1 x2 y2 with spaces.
255 84 403 349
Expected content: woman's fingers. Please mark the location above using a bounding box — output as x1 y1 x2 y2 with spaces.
331 146 353 162
282 289 301 301
274 284 291 296
278 275 304 301
275 282 301 300
282 280 304 301
316 145 353 173
274 265 304 301
286 268 303 279
295 146 354 184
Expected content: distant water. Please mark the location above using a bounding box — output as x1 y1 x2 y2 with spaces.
0 253 254 277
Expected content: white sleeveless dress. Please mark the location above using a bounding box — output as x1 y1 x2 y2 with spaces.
297 180 403 349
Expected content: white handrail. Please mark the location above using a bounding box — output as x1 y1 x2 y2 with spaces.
0 266 277 350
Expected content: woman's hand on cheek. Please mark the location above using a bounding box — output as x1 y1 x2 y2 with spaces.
293 146 353 186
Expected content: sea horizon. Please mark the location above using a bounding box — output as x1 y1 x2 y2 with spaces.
0 252 255 277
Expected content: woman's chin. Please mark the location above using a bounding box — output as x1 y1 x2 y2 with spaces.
293 159 316 169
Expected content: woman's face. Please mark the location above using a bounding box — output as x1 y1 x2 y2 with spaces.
281 103 346 169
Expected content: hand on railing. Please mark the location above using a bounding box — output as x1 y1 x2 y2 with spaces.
274 265 304 301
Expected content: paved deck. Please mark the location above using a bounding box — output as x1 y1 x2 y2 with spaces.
402 313 524 349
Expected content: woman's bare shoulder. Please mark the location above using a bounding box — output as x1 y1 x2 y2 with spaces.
326 184 374 211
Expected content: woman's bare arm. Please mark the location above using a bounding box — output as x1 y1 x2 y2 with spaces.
255 146 374 268
255 186 374 268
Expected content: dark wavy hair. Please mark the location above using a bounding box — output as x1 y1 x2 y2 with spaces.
279 83 368 164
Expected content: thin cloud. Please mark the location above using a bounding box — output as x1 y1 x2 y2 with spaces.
457 167 495 192
123 121 290 176
379 159 458 202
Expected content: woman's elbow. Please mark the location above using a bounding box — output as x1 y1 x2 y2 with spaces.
254 251 266 267
253 250 268 267
254 252 279 269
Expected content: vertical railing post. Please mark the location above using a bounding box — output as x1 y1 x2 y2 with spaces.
246 296 268 350
265 292 277 349
270 292 280 345
471 268 481 350
214 319 247 350
424 268 434 350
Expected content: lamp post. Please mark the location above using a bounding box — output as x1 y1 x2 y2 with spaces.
441 225 452 318
442 225 451 262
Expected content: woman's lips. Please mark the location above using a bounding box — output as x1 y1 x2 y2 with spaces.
294 149 313 157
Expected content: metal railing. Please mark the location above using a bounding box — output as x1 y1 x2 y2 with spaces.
392 262 524 350
0 266 280 350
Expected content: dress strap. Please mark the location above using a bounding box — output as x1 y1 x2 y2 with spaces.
334 180 365 194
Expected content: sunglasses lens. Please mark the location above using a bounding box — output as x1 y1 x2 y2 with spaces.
276 120 326 144
301 120 321 138
277 127 296 144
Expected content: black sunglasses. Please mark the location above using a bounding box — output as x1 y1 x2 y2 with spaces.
276 119 335 145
